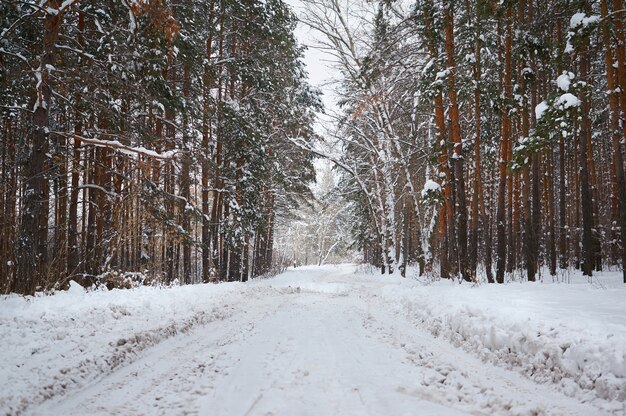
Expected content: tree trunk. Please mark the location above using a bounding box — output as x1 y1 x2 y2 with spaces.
496 9 512 283
579 39 595 277
201 1 216 283
469 8 482 281
519 31 536 281
444 1 469 282
15 0 62 294
604 0 626 282
181 65 192 284
423 6 451 279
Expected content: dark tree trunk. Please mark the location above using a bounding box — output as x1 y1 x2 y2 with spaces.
610 0 626 282
15 0 63 294
181 65 192 284
579 42 595 277
444 1 469 282
496 9 512 283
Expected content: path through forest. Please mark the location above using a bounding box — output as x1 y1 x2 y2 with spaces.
28 267 612 416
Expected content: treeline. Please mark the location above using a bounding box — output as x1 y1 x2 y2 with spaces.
273 163 354 267
0 0 319 294
303 0 626 282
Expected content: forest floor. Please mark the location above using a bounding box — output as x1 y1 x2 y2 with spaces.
1 265 624 415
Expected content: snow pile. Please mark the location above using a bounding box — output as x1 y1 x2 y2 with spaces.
377 272 626 413
0 282 250 414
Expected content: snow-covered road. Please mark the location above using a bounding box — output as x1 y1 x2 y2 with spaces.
20 266 619 416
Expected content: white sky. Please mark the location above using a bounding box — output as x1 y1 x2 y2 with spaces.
286 0 340 117
286 0 342 191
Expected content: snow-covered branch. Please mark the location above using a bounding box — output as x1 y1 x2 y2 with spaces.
52 132 177 160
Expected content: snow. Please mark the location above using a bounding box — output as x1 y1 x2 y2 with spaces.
555 93 581 110
59 0 79 12
557 72 575 92
535 101 549 120
435 69 449 80
566 12 600 54
66 279 85 295
1 265 624 415
421 59 435 75
570 13 600 29
570 13 587 29
0 282 248 414
65 136 176 160
421 179 441 198
389 267 626 413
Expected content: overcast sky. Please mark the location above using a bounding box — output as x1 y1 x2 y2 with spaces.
286 0 339 116
283 0 342 191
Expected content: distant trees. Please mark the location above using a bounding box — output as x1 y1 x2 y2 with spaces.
274 163 354 267
0 0 319 294
303 0 626 282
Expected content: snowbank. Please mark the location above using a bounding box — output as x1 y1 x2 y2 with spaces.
0 282 251 414
375 270 626 413
1 264 624 414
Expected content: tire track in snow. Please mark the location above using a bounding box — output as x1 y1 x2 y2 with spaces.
29 294 290 416
361 299 608 416
25 272 614 416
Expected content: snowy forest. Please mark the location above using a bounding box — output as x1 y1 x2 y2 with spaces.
2 1 626 415
296 0 626 284
1 0 321 293
1 0 626 295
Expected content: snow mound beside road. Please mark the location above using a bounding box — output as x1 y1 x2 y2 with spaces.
378 271 626 413
0 282 248 414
